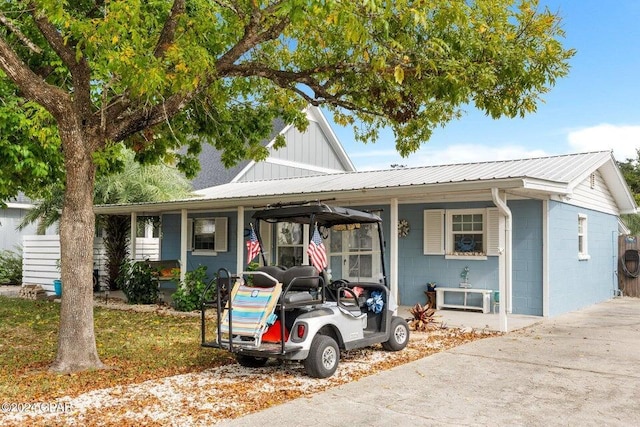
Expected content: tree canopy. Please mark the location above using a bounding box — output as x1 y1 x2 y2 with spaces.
0 0 574 372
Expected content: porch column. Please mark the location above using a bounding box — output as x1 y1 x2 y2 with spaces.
237 206 244 274
542 199 549 317
390 198 399 310
129 212 137 260
180 209 187 283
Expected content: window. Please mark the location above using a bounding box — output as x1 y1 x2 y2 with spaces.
276 222 304 267
330 223 382 282
446 209 486 258
424 208 499 258
189 217 228 254
578 214 590 260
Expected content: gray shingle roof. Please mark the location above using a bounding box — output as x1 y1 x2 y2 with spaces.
188 118 287 190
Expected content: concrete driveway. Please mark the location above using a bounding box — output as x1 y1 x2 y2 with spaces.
220 297 640 426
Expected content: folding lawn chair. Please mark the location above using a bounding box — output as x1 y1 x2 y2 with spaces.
220 281 282 348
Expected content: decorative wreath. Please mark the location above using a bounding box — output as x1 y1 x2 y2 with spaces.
398 219 410 237
456 236 476 252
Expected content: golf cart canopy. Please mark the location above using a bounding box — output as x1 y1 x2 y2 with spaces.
252 203 382 227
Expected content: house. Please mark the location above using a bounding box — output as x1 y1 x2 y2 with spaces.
95 150 636 329
20 106 355 292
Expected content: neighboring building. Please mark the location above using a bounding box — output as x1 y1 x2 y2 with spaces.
0 193 55 252
96 150 636 325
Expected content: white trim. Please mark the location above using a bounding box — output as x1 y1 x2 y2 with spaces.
263 157 345 174
542 199 549 317
130 212 137 260
180 209 188 283
237 206 244 273
5 202 34 209
390 198 399 308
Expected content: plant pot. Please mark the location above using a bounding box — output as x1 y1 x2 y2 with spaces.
53 279 62 296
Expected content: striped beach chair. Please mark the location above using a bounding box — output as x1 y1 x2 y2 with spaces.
220 281 282 347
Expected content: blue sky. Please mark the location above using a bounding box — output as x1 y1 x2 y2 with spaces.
325 0 640 170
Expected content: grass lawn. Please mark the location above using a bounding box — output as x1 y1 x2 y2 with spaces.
0 296 235 402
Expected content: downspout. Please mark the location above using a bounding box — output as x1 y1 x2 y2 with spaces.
491 188 511 333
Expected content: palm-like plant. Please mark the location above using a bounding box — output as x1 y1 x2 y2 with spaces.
20 146 193 289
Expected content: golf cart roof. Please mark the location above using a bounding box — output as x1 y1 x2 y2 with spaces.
252 203 382 227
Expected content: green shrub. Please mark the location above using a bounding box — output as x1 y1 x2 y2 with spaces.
116 261 159 304
0 249 22 285
171 265 213 312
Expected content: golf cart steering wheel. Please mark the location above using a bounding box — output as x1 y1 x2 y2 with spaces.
329 279 349 291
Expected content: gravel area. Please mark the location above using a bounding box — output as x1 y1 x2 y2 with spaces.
1 289 496 426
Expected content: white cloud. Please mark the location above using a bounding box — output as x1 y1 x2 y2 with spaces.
567 124 640 162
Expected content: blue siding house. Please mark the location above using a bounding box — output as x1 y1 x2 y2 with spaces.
96 150 636 331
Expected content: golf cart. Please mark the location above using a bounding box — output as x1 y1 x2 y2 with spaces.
200 201 409 378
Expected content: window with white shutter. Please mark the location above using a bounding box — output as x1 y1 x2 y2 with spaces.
189 217 228 255
424 208 500 259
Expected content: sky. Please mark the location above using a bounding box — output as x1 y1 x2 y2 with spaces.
325 0 640 171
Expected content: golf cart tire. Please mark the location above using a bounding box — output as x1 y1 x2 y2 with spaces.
236 354 269 368
304 334 340 378
382 316 410 351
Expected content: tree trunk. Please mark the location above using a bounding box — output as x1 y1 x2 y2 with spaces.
49 125 105 373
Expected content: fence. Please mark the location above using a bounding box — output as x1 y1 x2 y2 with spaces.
618 235 640 297
22 235 160 294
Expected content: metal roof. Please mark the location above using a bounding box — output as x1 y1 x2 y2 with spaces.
94 151 636 214
194 150 612 197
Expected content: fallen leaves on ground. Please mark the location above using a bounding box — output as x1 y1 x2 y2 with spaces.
1 331 498 426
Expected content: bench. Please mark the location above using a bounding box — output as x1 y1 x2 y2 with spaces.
435 287 492 313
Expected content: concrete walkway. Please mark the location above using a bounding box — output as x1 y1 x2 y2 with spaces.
220 297 640 426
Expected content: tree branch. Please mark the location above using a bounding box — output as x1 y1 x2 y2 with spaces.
153 0 185 58
216 4 289 73
30 3 94 136
0 11 42 54
0 36 71 118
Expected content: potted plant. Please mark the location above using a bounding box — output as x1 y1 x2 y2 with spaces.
460 266 471 288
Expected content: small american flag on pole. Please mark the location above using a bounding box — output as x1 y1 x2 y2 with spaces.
307 224 327 271
246 225 261 265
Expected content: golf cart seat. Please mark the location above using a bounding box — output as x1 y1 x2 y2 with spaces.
282 265 321 306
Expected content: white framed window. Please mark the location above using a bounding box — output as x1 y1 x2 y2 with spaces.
578 214 590 260
276 222 305 267
188 217 228 255
329 223 382 282
424 208 499 259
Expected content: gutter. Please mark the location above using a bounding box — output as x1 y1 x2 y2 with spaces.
491 188 512 333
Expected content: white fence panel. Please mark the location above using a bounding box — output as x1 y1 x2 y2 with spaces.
22 235 160 294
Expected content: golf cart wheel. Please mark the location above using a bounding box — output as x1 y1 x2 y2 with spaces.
304 334 339 378
236 354 269 368
382 316 410 351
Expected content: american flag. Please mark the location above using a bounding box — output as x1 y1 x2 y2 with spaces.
307 225 327 271
246 226 261 264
